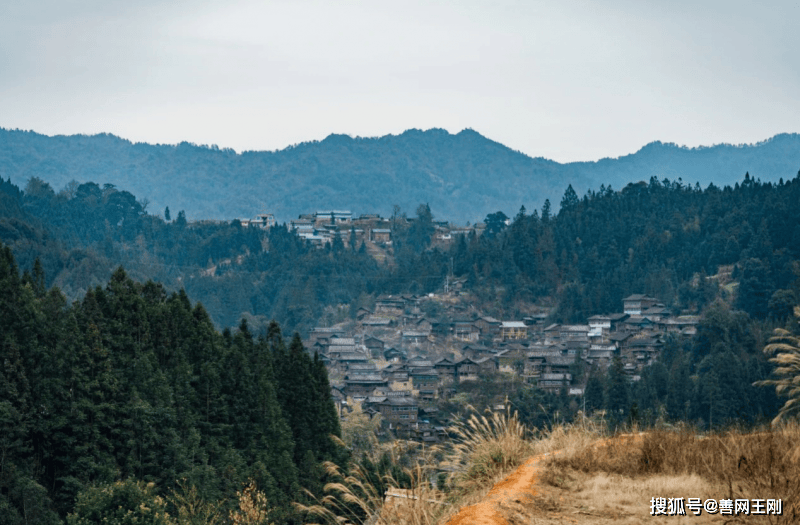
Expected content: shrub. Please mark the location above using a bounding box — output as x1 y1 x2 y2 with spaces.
67 479 173 525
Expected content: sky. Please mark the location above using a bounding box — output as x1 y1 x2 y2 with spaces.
1 0 798 162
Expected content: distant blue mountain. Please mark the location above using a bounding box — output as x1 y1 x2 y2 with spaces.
1 127 798 223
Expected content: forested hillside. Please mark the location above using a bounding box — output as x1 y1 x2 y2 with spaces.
2 172 799 333
0 176 381 330
459 174 800 322
1 127 799 223
2 160 800 522
0 251 344 523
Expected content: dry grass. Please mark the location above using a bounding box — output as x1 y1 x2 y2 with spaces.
539 423 800 523
531 418 609 457
299 415 800 524
296 458 450 525
558 472 728 524
442 408 534 494
297 408 535 525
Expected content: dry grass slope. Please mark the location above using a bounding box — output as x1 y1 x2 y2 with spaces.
540 424 800 523
296 414 800 524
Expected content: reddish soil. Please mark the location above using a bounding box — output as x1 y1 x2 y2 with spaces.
444 454 547 525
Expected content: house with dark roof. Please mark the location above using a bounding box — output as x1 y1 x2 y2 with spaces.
607 313 630 331
501 321 528 340
364 336 385 357
473 316 502 337
434 358 457 383
370 228 392 243
383 347 406 363
496 348 526 374
537 372 572 392
523 312 549 329
375 296 405 315
330 336 356 346
343 374 388 399
543 324 561 343
559 325 589 341
641 306 671 321
402 331 429 349
455 357 479 382
461 344 492 360
453 320 480 341
410 368 439 400
406 358 434 370
346 362 378 375
328 345 359 357
623 315 657 332
330 352 368 373
376 396 419 434
430 320 453 337
474 356 498 374
410 317 432 333
362 317 394 327
587 342 617 361
623 294 660 315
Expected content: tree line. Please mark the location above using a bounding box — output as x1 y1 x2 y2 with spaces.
0 246 343 523
3 172 799 335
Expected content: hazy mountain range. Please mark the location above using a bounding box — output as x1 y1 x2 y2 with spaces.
1 127 798 223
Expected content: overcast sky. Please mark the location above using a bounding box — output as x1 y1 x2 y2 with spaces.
1 0 798 162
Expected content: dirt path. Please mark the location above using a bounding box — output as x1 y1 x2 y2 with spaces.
444 435 648 525
444 453 547 525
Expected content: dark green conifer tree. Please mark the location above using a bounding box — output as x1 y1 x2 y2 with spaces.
583 369 604 414
604 357 629 426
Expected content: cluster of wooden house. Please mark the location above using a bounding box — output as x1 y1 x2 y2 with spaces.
235 207 488 251
235 213 276 229
309 293 699 438
284 210 482 248
289 210 390 247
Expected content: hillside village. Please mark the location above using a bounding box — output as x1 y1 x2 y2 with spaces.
238 208 484 251
235 208 704 442
305 290 699 442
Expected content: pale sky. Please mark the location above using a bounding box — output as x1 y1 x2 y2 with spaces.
1 0 798 162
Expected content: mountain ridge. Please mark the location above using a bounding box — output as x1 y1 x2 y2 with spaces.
1 127 798 223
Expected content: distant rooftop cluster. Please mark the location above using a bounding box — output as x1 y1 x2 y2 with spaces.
312 291 698 441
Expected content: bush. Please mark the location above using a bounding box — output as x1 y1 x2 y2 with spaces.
67 479 173 525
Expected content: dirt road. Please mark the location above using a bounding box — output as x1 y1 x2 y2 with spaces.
444 453 547 525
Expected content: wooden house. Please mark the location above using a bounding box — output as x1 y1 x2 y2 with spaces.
455 357 479 382
377 396 419 430
362 317 394 328
375 296 405 316
537 372 572 392
501 321 528 340
344 374 388 399
461 343 492 360
543 324 561 343
559 325 589 343
453 320 480 341
383 347 406 363
364 336 385 357
474 356 498 374
433 358 457 383
370 228 392 243
473 316 501 337
410 368 439 400
496 348 527 374
607 313 630 331
587 315 611 337
623 294 660 315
